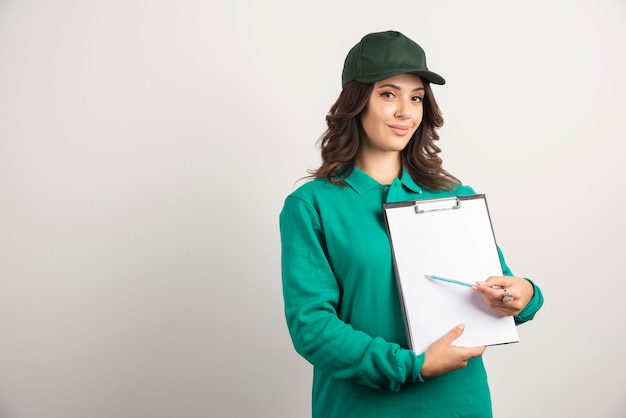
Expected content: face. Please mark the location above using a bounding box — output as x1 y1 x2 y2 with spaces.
359 73 424 156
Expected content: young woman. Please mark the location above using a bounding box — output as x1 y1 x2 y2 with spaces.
279 30 544 418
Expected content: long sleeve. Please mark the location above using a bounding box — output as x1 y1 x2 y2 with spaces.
280 195 422 392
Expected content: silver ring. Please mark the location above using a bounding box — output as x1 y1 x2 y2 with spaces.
502 291 513 303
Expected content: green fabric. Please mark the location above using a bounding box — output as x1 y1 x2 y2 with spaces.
280 167 543 418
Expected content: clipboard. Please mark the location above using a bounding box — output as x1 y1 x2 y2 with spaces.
383 194 519 354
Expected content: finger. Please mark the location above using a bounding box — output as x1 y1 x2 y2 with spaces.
501 289 515 304
464 346 486 360
454 345 486 362
441 324 465 344
474 284 504 301
471 284 495 297
482 275 510 288
474 282 502 293
471 346 487 357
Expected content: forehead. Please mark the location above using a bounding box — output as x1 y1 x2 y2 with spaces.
374 73 424 89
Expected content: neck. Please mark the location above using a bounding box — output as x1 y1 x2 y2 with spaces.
355 152 402 184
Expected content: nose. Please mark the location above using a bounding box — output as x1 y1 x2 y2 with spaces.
394 99 412 119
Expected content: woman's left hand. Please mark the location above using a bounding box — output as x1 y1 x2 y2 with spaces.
472 276 534 316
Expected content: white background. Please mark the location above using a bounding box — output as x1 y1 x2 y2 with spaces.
0 1 624 417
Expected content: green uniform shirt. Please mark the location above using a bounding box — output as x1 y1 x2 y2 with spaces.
280 167 543 418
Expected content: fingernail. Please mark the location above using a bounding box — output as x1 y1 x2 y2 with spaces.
458 324 465 330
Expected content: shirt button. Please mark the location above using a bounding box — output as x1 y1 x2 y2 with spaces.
384 186 390 192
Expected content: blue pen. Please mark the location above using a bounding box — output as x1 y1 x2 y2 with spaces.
425 275 474 287
425 275 502 289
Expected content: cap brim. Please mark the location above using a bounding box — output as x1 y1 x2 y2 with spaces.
354 69 446 85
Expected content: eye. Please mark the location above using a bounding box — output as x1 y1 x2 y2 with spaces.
412 95 424 103
380 91 396 99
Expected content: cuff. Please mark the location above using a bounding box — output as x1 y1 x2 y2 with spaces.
412 352 426 383
515 278 544 324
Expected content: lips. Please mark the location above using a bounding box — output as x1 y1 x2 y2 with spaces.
388 124 411 136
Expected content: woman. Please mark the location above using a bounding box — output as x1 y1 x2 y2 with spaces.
279 30 543 418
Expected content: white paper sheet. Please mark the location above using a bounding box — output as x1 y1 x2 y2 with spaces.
384 195 519 354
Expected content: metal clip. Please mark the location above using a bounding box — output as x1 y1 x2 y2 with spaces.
414 197 461 214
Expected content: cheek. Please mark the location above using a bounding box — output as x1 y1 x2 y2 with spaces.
414 109 424 128
360 113 378 138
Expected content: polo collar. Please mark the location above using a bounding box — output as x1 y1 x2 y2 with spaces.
399 168 423 193
344 166 422 194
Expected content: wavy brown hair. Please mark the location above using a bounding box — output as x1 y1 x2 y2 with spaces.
308 80 460 191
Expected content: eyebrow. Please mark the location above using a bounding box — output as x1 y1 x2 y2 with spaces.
377 83 425 92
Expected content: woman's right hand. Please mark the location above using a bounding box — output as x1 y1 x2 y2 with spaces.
419 324 486 379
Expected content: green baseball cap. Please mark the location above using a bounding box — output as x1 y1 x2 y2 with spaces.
341 30 445 88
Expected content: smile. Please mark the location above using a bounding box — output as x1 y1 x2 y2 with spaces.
388 125 411 136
